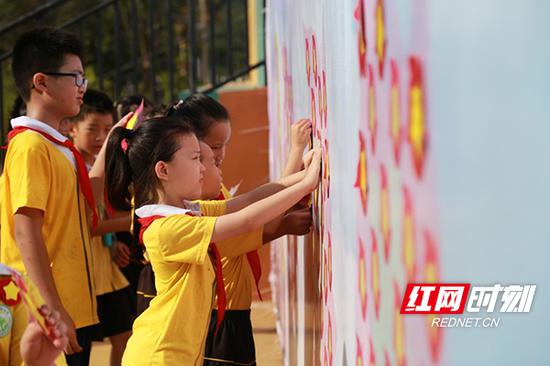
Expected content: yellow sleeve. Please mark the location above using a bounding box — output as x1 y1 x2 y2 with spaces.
6 134 51 214
148 215 217 263
198 200 227 217
217 227 264 258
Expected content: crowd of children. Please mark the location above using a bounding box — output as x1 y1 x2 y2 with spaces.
0 26 317 366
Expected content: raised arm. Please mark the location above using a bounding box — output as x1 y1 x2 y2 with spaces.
89 113 132 214
211 150 321 243
225 155 312 214
90 214 132 236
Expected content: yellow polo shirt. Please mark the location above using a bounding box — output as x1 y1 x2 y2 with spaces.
0 131 98 330
217 184 263 310
122 201 225 366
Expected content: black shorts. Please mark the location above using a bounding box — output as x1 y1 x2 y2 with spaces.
136 262 157 316
117 230 145 316
203 309 256 366
93 287 134 340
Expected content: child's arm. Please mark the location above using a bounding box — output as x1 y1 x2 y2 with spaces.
90 215 132 236
89 113 132 214
225 152 314 214
14 208 82 355
282 119 311 177
262 205 312 242
211 149 321 243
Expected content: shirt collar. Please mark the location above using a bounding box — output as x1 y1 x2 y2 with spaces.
135 202 201 218
11 116 69 142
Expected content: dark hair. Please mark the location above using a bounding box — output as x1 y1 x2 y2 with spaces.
70 89 114 123
115 94 153 120
144 103 167 119
106 117 194 211
166 93 229 139
12 27 83 102
9 96 26 120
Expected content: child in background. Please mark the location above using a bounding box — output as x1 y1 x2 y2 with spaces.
168 95 313 366
115 94 153 121
69 89 134 366
104 116 320 365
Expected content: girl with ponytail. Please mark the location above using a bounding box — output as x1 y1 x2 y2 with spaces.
105 116 320 366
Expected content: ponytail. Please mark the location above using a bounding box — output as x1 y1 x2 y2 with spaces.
106 127 134 211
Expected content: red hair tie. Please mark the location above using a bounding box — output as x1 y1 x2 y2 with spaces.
121 138 129 152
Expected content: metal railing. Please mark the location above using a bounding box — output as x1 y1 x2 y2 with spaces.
0 0 264 141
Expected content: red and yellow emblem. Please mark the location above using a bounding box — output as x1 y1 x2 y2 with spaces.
369 338 376 366
323 245 329 305
394 281 406 366
371 228 380 319
322 71 328 127
311 87 317 133
358 237 367 320
408 56 428 179
355 131 369 216
375 0 387 78
354 0 367 77
384 349 391 366
327 312 333 365
327 232 333 292
323 139 330 200
312 34 319 87
368 65 377 154
356 335 363 366
0 277 21 306
380 164 391 262
425 230 443 363
402 186 416 281
390 59 402 165
318 74 324 132
305 38 311 86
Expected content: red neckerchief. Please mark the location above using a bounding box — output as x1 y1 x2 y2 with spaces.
137 213 227 332
4 126 98 228
217 190 263 301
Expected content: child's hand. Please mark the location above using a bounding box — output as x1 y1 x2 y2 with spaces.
58 308 81 355
302 149 321 191
282 205 313 235
114 112 134 130
113 241 131 268
291 119 312 151
20 305 68 366
302 149 315 169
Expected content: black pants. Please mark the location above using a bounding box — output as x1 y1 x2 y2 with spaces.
204 309 256 366
64 324 97 366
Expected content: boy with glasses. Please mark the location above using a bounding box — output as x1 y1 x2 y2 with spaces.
0 27 101 366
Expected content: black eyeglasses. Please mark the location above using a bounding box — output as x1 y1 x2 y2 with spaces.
42 72 88 88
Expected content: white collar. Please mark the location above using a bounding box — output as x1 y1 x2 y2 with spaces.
135 202 201 218
11 116 69 142
0 263 15 276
